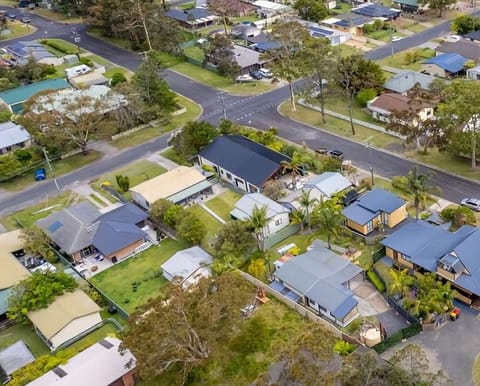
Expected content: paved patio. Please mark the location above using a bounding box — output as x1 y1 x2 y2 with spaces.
383 301 480 385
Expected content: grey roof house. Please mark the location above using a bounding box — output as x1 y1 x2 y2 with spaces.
271 244 363 326
383 70 436 95
381 221 480 309
436 40 480 62
198 135 291 193
0 121 31 154
303 172 353 201
37 202 150 263
0 341 34 383
5 41 58 65
166 8 218 29
161 246 213 288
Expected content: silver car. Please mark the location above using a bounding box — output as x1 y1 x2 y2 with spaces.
460 198 480 212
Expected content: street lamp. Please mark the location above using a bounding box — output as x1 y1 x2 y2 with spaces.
365 136 375 186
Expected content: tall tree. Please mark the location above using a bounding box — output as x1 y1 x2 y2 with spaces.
294 0 329 22
263 21 310 112
249 205 268 251
281 152 304 186
299 189 317 231
203 34 240 79
299 37 340 123
19 226 55 263
439 79 480 171
420 0 456 17
176 212 206 246
122 272 255 384
208 0 231 34
170 120 218 159
311 198 343 249
213 220 257 262
389 268 415 298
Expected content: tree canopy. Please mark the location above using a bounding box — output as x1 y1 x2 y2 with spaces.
294 0 329 23
169 120 218 159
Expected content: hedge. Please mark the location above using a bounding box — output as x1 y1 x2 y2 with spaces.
373 323 421 354
40 39 76 55
367 270 385 293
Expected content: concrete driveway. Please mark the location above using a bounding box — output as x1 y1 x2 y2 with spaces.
383 302 480 385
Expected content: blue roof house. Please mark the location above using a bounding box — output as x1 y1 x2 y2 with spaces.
271 244 363 326
381 221 480 308
343 188 407 236
421 53 468 78
0 78 70 113
199 135 291 193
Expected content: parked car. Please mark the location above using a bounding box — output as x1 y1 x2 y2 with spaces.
21 16 31 23
444 34 461 43
258 68 273 78
34 168 46 181
250 70 263 80
391 36 402 42
327 149 344 159
315 147 328 155
7 12 16 19
236 74 254 82
460 198 480 212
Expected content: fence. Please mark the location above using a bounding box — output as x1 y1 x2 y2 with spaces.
111 118 169 140
263 224 301 250
373 322 422 354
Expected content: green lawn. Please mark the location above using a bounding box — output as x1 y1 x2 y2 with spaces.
91 239 186 313
31 8 83 23
66 323 119 353
184 45 205 62
1 21 36 41
160 148 190 166
41 38 84 54
0 150 102 192
0 323 49 357
170 61 276 96
186 205 222 252
1 191 80 230
376 47 435 71
279 102 402 149
112 93 202 149
91 160 166 200
204 190 241 221
104 66 131 79
367 30 406 43
322 95 380 125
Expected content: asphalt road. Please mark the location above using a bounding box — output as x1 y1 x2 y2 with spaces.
0 10 479 215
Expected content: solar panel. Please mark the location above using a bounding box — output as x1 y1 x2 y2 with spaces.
309 26 334 35
48 220 63 233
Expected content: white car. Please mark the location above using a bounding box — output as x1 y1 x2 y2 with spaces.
236 74 254 82
258 68 273 78
391 36 402 42
460 198 480 212
444 34 461 43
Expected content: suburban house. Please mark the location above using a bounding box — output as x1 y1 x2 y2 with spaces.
351 3 401 19
367 93 434 123
165 8 218 29
381 221 480 310
231 24 263 40
0 230 30 318
465 30 480 42
205 44 269 74
0 121 31 154
31 85 126 116
421 53 468 78
65 64 109 88
383 70 436 95
303 172 353 202
27 289 101 350
230 193 290 236
392 0 418 11
270 244 363 326
321 14 375 36
161 246 213 289
253 0 291 17
467 65 480 81
26 337 137 386
304 23 351 46
342 188 407 236
0 341 35 383
209 0 256 16
198 135 291 193
37 202 151 263
436 40 480 62
0 78 70 113
131 166 213 210
5 41 60 66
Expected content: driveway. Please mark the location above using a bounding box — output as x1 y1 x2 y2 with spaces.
383 302 480 385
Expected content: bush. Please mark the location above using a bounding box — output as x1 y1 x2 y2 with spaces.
13 149 32 164
201 164 215 173
440 207 456 221
356 88 377 107
391 175 407 190
367 270 385 293
0 109 11 123
111 71 127 87
79 57 93 67
41 39 76 55
333 340 356 356
115 175 130 192
40 65 57 77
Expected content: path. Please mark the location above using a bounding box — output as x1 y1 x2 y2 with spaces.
70 182 114 209
146 152 178 171
198 202 226 224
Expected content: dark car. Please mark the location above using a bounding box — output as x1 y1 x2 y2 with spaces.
250 70 263 80
34 168 46 181
327 149 344 159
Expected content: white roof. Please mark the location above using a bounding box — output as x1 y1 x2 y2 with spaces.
0 121 31 149
161 246 213 286
26 337 136 386
230 193 289 221
253 0 289 11
304 172 352 198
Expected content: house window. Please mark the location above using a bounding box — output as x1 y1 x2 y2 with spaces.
309 298 316 306
367 221 373 232
318 305 327 312
226 172 232 180
275 218 282 226
80 246 92 258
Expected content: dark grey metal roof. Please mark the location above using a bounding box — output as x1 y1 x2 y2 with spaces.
0 340 34 377
199 135 291 188
96 203 147 225
92 221 146 256
166 8 214 23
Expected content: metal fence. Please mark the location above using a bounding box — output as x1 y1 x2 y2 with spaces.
263 224 301 250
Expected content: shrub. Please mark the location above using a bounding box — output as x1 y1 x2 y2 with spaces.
391 175 407 190
440 207 456 221
333 340 356 356
115 175 130 192
42 39 76 55
40 65 57 77
356 88 377 107
13 149 32 164
111 71 127 87
367 270 385 293
201 164 215 173
79 57 93 67
0 109 11 123
164 204 185 228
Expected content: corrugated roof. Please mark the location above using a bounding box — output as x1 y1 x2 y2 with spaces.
274 246 362 320
231 193 289 221
96 203 147 225
93 221 146 256
352 4 400 18
424 53 468 73
199 135 290 188
161 246 213 284
167 179 212 204
0 340 34 377
384 70 436 94
130 166 205 205
437 40 480 61
166 8 215 23
0 230 31 290
0 121 31 149
0 78 70 107
27 289 101 340
304 172 352 198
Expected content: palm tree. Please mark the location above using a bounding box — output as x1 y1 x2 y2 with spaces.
249 205 268 252
388 268 414 298
281 152 304 187
312 199 343 249
299 190 317 232
289 209 305 232
433 281 457 312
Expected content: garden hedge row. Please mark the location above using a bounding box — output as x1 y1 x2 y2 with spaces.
367 270 385 293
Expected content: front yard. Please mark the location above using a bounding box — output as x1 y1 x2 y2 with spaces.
204 190 241 221
376 47 435 71
90 239 187 313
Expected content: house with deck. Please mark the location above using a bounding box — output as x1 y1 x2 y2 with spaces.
381 221 480 310
342 188 407 236
271 244 363 326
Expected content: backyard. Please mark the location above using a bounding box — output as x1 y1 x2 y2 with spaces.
204 190 241 221
186 204 222 252
376 47 435 71
90 239 187 313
